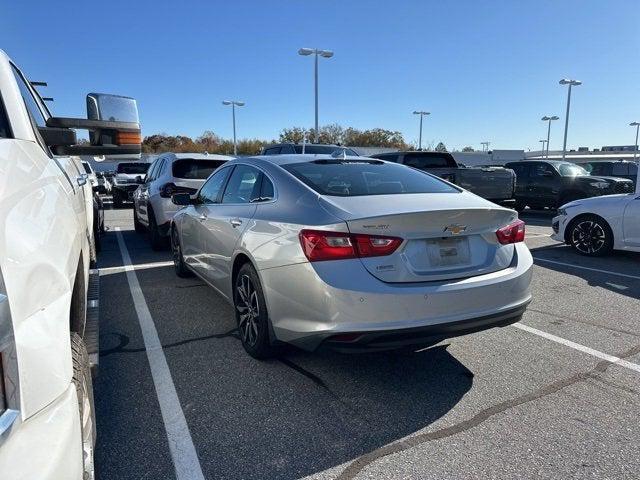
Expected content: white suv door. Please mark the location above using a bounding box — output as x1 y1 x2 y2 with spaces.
623 195 640 246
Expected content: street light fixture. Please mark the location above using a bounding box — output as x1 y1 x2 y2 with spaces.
481 141 490 152
412 111 430 150
298 47 334 142
558 79 582 161
541 115 559 158
222 100 245 155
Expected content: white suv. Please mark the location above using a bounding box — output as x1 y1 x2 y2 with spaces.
133 152 232 249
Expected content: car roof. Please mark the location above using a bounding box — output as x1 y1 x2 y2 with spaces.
267 143 347 148
161 152 235 161
235 154 374 166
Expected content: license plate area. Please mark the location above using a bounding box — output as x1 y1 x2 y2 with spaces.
426 237 471 267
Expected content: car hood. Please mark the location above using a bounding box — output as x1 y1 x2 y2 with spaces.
577 175 632 184
561 193 633 210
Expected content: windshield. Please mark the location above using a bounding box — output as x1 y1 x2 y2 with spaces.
172 159 227 179
293 145 358 156
282 160 460 196
116 163 150 174
558 163 588 176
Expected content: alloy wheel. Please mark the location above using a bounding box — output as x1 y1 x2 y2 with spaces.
571 220 606 255
236 274 260 347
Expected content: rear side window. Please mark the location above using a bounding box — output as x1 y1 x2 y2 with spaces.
263 147 281 155
173 159 226 179
116 163 150 175
283 160 459 197
508 163 529 178
260 174 275 200
403 153 456 169
82 162 92 174
612 163 629 176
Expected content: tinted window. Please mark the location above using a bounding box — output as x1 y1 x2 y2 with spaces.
260 174 275 200
283 160 459 197
263 147 281 155
172 159 226 179
82 163 92 174
531 163 556 177
403 153 456 169
557 163 588 176
116 163 150 174
612 163 629 176
197 167 231 204
0 94 10 138
508 163 529 178
11 65 47 127
293 145 358 156
280 144 295 154
588 163 606 175
222 165 261 204
375 154 400 163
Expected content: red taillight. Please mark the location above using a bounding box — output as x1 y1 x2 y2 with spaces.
496 219 525 244
299 229 402 262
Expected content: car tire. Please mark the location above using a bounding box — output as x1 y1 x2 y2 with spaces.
171 226 193 278
567 214 614 257
234 263 279 359
148 209 166 251
133 209 145 234
70 333 96 480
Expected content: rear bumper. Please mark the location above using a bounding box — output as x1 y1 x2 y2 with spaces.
261 242 533 351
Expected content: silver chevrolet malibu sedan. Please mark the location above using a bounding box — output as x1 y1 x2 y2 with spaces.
170 154 533 358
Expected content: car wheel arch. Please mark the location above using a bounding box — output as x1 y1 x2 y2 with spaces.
69 255 87 336
564 212 614 245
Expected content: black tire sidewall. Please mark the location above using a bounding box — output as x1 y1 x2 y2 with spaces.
234 263 275 359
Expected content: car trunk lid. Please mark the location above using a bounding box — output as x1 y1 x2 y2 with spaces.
319 192 519 283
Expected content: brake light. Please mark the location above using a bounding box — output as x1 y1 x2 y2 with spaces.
496 219 525 244
299 229 402 262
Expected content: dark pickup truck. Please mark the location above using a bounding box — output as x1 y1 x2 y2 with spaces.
371 151 516 203
504 160 635 211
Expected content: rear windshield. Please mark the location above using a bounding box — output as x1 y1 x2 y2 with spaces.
116 163 150 174
283 160 459 197
172 159 226 179
293 145 358 156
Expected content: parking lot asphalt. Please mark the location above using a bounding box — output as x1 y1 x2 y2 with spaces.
94 205 640 480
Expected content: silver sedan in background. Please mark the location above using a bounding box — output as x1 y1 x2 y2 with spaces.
170 155 533 359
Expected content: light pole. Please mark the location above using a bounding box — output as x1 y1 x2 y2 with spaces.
541 115 559 158
412 111 430 150
559 79 582 160
630 122 640 161
481 141 490 152
298 47 333 143
222 100 244 155
539 139 547 155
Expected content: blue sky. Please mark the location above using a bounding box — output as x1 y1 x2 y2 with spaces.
2 0 639 151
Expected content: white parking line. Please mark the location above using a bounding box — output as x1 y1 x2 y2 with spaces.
99 261 174 275
115 228 205 480
533 257 640 281
513 323 640 374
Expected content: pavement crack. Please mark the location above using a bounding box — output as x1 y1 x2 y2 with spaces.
100 328 239 356
336 343 640 480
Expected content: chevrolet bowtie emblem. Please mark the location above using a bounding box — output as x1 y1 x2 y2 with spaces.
443 224 467 235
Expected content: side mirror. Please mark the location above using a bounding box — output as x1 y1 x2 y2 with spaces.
172 193 192 206
135 175 144 184
43 93 141 157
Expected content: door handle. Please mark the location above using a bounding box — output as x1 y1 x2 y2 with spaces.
230 218 242 228
77 174 88 186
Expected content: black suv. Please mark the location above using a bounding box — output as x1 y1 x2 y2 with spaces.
261 143 359 156
505 160 635 211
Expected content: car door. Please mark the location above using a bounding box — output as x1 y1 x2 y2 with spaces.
622 194 640 246
199 165 260 297
529 162 560 207
182 166 233 277
507 163 530 201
